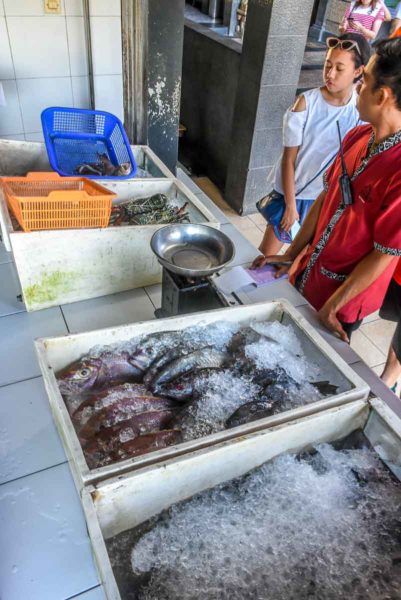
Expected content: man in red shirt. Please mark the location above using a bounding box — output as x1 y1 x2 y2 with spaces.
256 37 401 343
380 259 401 390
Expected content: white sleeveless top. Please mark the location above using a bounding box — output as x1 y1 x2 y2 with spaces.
273 87 361 200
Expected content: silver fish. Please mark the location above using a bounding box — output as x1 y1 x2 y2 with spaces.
151 348 229 393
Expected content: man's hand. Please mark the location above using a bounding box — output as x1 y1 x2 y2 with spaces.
318 301 349 343
250 254 293 277
280 205 299 233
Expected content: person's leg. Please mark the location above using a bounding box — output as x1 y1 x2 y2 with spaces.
258 224 284 256
381 322 401 389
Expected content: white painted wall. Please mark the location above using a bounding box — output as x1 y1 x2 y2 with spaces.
0 0 123 142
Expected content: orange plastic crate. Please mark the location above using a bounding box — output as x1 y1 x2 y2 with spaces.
1 172 116 232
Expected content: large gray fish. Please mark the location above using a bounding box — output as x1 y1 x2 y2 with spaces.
143 346 194 388
155 368 225 401
225 400 276 429
151 348 230 393
129 331 180 376
57 351 143 396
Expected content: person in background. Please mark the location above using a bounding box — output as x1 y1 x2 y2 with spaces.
256 38 401 343
251 34 371 267
390 1 401 33
340 0 387 41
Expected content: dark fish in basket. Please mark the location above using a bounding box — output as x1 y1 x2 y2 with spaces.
74 152 130 177
57 351 144 398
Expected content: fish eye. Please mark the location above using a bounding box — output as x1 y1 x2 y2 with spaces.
74 367 92 379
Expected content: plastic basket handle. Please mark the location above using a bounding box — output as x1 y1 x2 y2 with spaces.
24 172 64 180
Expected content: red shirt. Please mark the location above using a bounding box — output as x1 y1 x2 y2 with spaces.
291 124 401 323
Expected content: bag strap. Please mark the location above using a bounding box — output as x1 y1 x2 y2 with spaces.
295 115 361 197
295 152 336 197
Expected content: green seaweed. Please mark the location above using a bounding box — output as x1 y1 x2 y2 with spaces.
24 271 79 308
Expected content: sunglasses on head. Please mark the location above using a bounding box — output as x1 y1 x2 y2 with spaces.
326 37 361 56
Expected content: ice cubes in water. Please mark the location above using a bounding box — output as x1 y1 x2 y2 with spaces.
129 443 401 600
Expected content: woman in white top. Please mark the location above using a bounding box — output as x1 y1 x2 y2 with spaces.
252 33 371 268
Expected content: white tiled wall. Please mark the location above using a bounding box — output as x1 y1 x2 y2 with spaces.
0 0 123 142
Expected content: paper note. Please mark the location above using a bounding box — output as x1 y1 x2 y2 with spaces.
245 264 287 286
213 265 287 295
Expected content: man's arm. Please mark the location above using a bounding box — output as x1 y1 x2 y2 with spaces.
318 249 396 342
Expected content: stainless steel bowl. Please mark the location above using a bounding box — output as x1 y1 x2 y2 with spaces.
151 224 235 278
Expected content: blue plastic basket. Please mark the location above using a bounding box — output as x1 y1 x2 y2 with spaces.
41 107 137 179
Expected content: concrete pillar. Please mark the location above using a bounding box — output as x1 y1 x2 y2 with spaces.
309 0 331 40
147 0 185 173
122 0 185 173
225 0 315 215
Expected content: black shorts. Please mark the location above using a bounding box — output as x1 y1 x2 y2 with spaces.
380 279 401 362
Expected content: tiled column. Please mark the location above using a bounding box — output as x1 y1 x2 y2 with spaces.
225 0 315 215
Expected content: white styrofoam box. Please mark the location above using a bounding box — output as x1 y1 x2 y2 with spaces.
0 80 24 136
3 0 64 15
72 75 91 108
24 132 44 142
17 76 73 133
93 74 123 121
65 0 84 16
7 17 70 79
3 179 218 311
81 399 393 598
0 134 26 140
90 16 122 75
35 300 370 490
89 0 121 16
0 17 14 79
67 16 88 77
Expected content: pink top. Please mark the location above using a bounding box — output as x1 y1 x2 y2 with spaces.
344 1 385 38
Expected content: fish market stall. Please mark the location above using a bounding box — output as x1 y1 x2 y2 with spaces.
80 397 401 599
0 140 176 255
0 178 218 311
35 300 369 490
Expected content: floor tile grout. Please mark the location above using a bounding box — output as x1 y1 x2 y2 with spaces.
356 328 388 358
0 373 42 390
0 459 68 487
60 305 71 334
65 584 102 600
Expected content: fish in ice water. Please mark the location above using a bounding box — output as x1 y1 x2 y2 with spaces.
151 348 230 393
57 351 144 396
225 399 275 429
